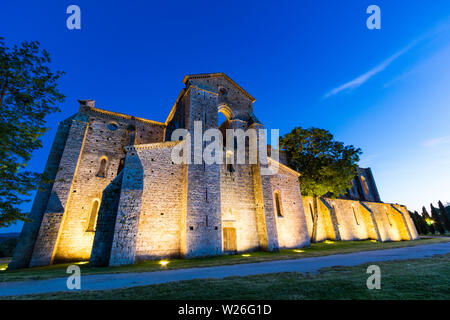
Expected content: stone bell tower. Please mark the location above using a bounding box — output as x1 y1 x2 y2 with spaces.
165 73 280 257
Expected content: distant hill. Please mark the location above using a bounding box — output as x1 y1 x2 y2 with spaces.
0 233 20 239
0 233 19 258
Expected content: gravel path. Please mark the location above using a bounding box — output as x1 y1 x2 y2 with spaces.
1 242 449 297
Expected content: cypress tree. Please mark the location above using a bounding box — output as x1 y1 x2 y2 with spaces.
446 205 450 224
438 201 450 232
415 211 428 235
409 211 421 234
422 207 435 235
431 204 446 234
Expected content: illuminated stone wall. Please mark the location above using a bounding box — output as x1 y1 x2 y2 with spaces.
302 197 339 242
29 112 90 267
302 196 419 242
133 142 187 261
220 162 260 252
89 171 124 267
15 101 166 267
183 86 223 258
52 107 165 263
364 202 418 241
267 164 310 249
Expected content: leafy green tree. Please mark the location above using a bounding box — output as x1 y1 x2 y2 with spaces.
422 207 435 235
0 37 64 227
438 201 450 232
431 204 445 234
280 127 361 242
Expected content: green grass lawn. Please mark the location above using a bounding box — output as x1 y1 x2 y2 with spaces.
8 253 450 300
0 237 449 284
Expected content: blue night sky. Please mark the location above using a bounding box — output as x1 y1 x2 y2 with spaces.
1 0 450 233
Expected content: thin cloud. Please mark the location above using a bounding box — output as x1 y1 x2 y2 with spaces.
421 136 450 147
324 44 415 99
323 20 450 99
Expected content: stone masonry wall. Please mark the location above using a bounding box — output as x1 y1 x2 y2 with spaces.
303 196 415 242
29 114 90 267
322 198 378 241
134 142 187 261
52 108 166 262
268 164 310 249
108 147 144 266
89 171 124 267
184 87 222 257
220 162 260 252
393 204 419 240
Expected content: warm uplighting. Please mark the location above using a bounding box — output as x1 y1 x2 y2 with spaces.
75 261 88 265
0 267 6 271
293 249 304 253
371 240 378 243
425 219 435 226
241 254 251 257
159 260 169 267
324 240 334 244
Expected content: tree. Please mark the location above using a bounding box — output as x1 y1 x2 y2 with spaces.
408 211 421 235
430 203 446 234
422 207 435 235
0 37 65 227
438 201 450 232
446 205 450 223
280 127 361 242
414 211 429 235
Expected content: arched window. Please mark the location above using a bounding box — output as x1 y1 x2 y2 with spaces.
87 199 100 232
333 205 340 225
107 122 118 131
309 203 314 222
274 191 283 217
226 150 234 173
96 157 108 177
351 180 358 195
361 176 369 195
385 208 392 226
352 206 360 225
117 158 125 175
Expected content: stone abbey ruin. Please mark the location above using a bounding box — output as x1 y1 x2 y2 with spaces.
9 73 418 269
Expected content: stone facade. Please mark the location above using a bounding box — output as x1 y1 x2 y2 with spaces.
9 73 418 269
